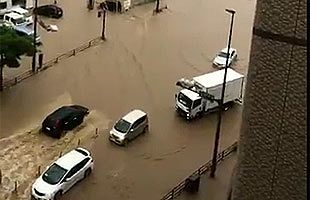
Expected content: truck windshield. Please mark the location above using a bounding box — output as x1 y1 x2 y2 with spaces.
178 93 192 109
12 18 26 25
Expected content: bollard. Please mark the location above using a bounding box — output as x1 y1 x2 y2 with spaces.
13 181 18 193
0 169 2 185
77 139 81 146
89 41 92 47
15 77 18 84
95 128 98 135
38 53 43 70
59 151 62 158
73 49 76 56
37 166 41 177
55 57 59 63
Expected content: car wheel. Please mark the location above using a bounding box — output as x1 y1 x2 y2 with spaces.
143 125 149 133
54 191 62 200
123 139 129 147
84 168 92 179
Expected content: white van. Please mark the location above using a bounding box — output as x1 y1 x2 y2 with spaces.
10 6 33 25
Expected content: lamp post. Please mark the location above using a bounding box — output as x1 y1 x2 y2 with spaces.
98 7 107 40
31 0 38 73
155 0 160 13
210 8 236 178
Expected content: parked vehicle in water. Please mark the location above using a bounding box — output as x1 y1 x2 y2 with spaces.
175 68 244 120
42 105 89 138
15 24 41 44
3 12 27 28
31 148 93 200
109 109 149 146
33 4 63 19
10 6 33 24
213 47 238 68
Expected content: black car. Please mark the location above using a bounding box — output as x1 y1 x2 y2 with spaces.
42 105 89 138
33 5 63 19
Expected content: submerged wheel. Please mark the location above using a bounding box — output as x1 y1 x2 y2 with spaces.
54 191 62 200
84 168 92 179
123 139 129 147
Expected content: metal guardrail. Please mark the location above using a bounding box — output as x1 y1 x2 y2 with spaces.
161 141 238 200
3 36 103 89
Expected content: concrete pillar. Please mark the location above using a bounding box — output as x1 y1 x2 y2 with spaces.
231 0 307 200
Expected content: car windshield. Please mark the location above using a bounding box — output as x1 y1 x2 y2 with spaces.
218 51 230 58
42 163 68 185
178 92 193 109
114 119 131 133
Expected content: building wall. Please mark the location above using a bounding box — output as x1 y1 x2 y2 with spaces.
232 0 307 199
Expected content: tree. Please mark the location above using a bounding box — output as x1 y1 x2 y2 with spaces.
0 26 34 91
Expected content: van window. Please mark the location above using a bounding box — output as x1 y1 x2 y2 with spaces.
193 99 202 108
0 2 7 10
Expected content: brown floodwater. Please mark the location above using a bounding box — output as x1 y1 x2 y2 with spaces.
0 0 256 199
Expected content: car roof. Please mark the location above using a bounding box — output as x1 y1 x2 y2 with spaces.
10 7 28 14
5 12 24 19
122 109 147 124
180 89 201 101
55 148 89 170
47 106 79 120
220 47 236 54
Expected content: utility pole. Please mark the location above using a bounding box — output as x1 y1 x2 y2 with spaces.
210 8 236 178
31 0 38 73
98 8 107 40
155 0 160 13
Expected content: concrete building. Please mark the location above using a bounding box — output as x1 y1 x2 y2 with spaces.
231 0 307 199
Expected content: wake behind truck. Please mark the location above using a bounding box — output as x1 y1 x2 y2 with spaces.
175 68 245 120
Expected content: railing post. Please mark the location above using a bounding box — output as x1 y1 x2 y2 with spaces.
37 166 41 177
73 49 76 56
0 169 2 185
13 181 18 193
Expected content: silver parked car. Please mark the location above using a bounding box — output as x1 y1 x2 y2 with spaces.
109 109 149 146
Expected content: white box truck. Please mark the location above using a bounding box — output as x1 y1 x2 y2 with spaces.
175 68 244 120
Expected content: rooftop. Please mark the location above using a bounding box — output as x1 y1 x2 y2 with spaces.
4 12 24 19
180 89 201 101
122 109 147 124
10 6 29 14
193 68 244 89
55 148 88 170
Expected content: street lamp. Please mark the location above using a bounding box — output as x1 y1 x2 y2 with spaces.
31 0 38 73
98 6 107 40
155 0 160 13
210 8 236 178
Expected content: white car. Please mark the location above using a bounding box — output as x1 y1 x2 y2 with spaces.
31 148 94 200
213 47 237 68
10 6 33 25
109 109 149 146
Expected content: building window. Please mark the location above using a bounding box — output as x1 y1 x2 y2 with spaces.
0 2 7 10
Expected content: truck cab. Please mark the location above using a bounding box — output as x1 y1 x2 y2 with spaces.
175 89 204 120
3 12 27 28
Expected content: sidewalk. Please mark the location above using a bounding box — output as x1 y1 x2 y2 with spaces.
177 153 237 200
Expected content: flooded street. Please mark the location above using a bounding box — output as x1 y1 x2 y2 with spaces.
0 0 256 199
